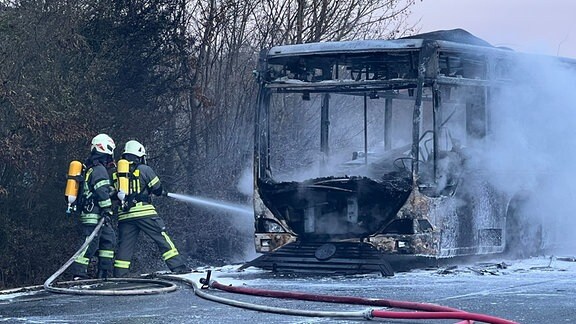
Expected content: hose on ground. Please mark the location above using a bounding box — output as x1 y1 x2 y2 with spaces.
43 217 177 296
161 271 517 324
0 284 44 295
45 278 177 296
43 217 105 291
209 279 517 324
159 274 372 320
371 309 517 323
209 279 461 312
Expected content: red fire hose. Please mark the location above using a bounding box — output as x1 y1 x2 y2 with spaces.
207 277 518 324
209 280 461 312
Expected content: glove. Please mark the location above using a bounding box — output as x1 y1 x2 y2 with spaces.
109 187 119 201
161 189 169 197
101 209 113 224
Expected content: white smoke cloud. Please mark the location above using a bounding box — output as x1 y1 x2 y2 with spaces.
237 166 254 197
234 165 260 262
481 54 576 254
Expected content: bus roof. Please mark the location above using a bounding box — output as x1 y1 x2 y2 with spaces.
268 39 424 57
266 29 576 66
267 29 502 58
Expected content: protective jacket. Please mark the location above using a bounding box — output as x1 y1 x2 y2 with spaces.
113 156 187 277
69 154 116 279
80 162 114 224
116 161 163 221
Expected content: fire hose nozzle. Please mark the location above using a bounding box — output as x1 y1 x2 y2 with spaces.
199 270 212 289
117 190 126 202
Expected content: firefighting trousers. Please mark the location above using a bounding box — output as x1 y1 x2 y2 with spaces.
69 222 116 277
113 216 185 277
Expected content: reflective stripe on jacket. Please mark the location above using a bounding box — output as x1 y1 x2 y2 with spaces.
80 164 112 224
116 162 162 221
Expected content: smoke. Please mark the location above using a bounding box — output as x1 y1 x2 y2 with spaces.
237 166 253 196
270 93 402 182
235 166 262 261
479 54 576 254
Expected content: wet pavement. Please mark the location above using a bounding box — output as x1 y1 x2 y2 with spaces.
1 256 575 324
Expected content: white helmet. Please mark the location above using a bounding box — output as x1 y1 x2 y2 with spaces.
91 134 115 155
123 140 146 157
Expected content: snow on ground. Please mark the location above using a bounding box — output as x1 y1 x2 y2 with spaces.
193 254 576 284
1 255 575 323
3 255 575 300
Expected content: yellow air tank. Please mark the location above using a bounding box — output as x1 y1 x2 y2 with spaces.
65 160 83 212
117 159 130 202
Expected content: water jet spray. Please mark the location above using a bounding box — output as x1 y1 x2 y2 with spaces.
166 193 253 215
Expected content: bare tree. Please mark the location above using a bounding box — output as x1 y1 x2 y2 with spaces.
162 0 419 264
0 0 420 287
251 0 418 46
181 0 419 181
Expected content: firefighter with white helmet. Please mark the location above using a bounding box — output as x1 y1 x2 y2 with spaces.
68 133 117 280
113 140 189 277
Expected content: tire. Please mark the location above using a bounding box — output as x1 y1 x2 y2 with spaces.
505 194 543 259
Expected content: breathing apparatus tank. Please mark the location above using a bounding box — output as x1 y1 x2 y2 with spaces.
65 160 83 214
117 159 130 205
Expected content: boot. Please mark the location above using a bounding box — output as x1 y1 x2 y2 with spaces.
172 265 192 274
97 269 109 280
73 273 89 281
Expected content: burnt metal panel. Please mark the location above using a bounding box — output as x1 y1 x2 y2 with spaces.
257 176 412 240
240 241 394 276
320 93 329 158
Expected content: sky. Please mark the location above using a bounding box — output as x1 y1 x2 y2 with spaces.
409 0 576 58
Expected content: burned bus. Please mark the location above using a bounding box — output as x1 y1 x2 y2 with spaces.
245 29 574 275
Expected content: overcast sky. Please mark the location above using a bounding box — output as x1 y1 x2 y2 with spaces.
409 0 576 58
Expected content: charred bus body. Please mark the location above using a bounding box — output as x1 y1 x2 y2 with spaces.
247 30 571 275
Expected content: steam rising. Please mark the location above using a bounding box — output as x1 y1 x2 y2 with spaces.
482 54 576 253
237 167 253 196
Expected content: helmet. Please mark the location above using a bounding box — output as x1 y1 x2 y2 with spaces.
91 134 115 155
123 140 146 157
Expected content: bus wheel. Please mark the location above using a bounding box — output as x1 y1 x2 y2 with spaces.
505 194 543 259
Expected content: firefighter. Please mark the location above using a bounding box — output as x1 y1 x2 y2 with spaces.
113 140 189 277
68 133 117 280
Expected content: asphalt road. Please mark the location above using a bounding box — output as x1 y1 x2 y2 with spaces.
1 256 575 324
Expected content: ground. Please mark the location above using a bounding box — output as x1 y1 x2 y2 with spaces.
1 255 575 323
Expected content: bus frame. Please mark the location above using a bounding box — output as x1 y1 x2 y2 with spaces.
246 30 571 275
